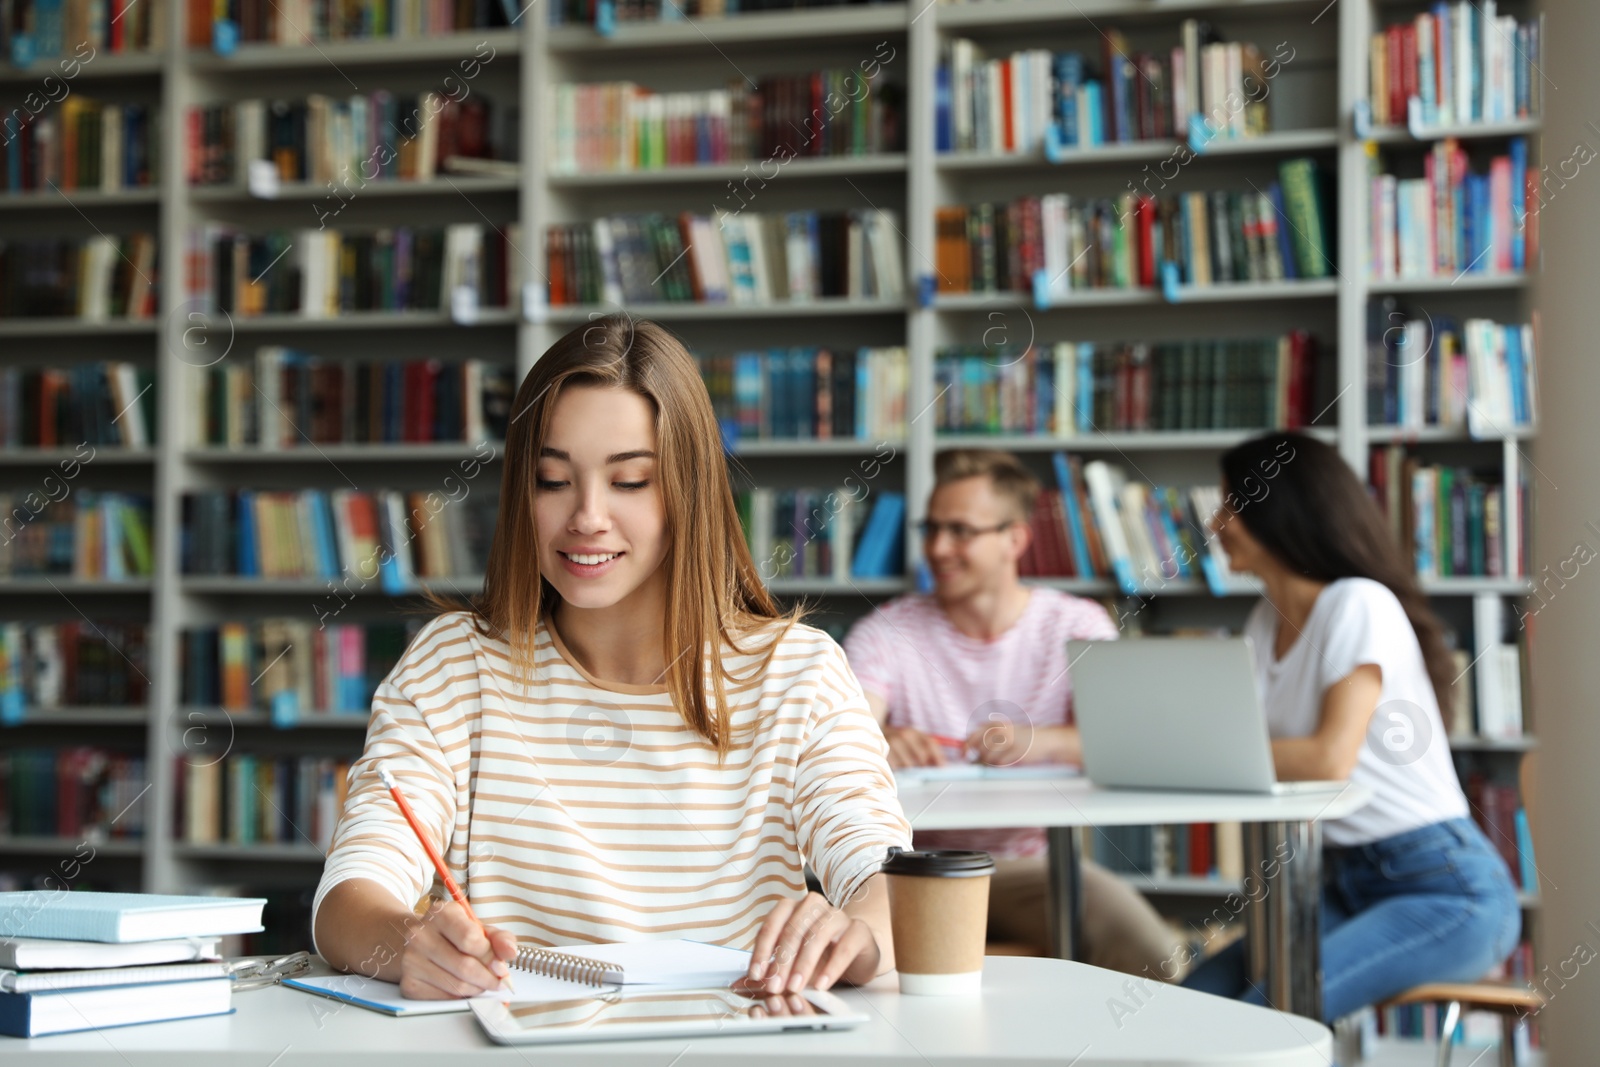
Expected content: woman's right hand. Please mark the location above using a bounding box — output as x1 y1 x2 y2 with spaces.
397 899 519 999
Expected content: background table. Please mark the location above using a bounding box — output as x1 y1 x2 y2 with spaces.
6 956 1333 1066
899 774 1372 1021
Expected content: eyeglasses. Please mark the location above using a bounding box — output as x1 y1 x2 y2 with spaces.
223 950 314 991
915 519 1014 544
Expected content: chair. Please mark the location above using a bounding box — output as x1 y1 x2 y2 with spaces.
1372 753 1543 1066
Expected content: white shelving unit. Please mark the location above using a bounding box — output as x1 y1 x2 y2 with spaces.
0 1 1541 961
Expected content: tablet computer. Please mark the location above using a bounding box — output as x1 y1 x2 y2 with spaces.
470 986 868 1045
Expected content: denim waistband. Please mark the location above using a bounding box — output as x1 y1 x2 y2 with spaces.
1327 817 1481 860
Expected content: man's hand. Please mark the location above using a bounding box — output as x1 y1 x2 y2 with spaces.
395 899 519 1000
967 721 1080 766
882 725 948 768
740 892 883 994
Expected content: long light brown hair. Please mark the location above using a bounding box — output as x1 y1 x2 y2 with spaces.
469 314 799 755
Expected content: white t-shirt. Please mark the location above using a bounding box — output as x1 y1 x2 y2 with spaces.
1244 577 1468 846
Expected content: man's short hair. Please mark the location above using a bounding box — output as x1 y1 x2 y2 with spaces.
933 449 1040 524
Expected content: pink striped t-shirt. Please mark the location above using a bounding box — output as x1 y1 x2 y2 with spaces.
843 588 1118 859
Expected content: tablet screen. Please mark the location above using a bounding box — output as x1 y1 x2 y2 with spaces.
499 987 831 1034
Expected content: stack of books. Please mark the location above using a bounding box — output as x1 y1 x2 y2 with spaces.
935 158 1333 297
1 100 160 195
184 223 522 318
0 892 265 1037
0 622 150 712
187 93 516 187
0 236 158 320
190 349 513 448
1369 447 1524 578
1369 3 1543 128
698 346 908 443
938 19 1290 154
546 209 904 305
933 333 1320 437
552 70 902 173
0 747 147 838
181 487 498 584
0 491 154 580
181 619 422 715
1365 302 1537 434
1366 137 1533 281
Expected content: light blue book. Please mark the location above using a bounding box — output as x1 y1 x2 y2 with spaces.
0 892 265 944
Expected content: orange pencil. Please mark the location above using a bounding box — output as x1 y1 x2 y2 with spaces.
377 765 482 928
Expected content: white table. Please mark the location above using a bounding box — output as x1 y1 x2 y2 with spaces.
899 774 1372 1021
5 956 1333 1065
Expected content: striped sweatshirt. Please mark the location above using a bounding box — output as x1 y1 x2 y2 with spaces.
311 611 912 951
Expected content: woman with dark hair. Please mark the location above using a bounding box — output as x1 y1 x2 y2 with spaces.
1182 431 1520 1023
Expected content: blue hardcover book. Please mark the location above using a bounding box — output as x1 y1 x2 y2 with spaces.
1051 452 1093 578
235 489 257 577
1514 808 1537 893
0 892 264 943
1269 182 1299 280
850 492 906 578
1509 137 1528 270
1505 327 1528 425
1083 81 1104 145
856 347 871 438
1055 53 1084 146
0 979 234 1038
1075 343 1094 432
312 491 340 578
935 64 952 154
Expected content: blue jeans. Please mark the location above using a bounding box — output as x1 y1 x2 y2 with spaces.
1183 817 1522 1023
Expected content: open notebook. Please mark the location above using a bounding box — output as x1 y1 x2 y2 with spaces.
284 939 752 1017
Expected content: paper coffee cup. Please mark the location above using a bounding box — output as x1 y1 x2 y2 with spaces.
883 848 994 995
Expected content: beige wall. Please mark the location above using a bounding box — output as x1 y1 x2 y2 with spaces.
1529 0 1600 1061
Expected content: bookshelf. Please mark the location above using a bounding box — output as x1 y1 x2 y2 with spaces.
0 2 1544 1013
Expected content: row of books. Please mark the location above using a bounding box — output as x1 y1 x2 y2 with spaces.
187 0 523 46
1369 3 1543 128
1367 138 1533 281
2 0 163 60
547 0 895 25
1365 306 1538 434
550 71 902 173
0 362 157 448
0 622 150 711
933 334 1320 438
546 209 905 306
0 235 158 319
1085 822 1244 882
181 620 421 715
180 488 497 583
185 223 523 317
187 94 509 186
0 747 147 840
937 21 1282 154
935 159 1331 298
0 492 154 579
698 346 908 443
1 101 159 194
176 754 351 850
1465 772 1536 891
190 350 514 447
1369 448 1522 579
738 487 905 580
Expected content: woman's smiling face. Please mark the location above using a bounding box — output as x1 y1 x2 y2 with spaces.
533 384 668 610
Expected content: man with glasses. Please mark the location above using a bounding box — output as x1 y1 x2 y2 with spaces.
843 449 1183 977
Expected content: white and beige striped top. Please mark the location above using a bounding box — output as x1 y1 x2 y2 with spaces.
312 611 912 951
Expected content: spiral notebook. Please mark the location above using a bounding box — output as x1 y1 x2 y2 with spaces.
284 939 752 1016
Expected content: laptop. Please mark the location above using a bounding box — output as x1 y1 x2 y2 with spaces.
1065 637 1346 795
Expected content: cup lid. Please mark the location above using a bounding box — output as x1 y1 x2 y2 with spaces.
881 847 995 877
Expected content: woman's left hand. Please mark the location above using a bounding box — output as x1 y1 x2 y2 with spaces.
741 892 883 994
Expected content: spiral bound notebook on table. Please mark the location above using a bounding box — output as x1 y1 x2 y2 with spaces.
284 939 753 1016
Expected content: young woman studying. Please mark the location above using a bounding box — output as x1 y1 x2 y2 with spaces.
1183 432 1521 1023
311 315 912 1001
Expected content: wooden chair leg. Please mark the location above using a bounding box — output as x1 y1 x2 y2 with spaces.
1435 1001 1462 1067
1500 1014 1518 1067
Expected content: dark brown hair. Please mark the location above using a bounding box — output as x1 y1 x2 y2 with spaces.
1219 432 1458 725
466 314 799 754
934 448 1041 523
